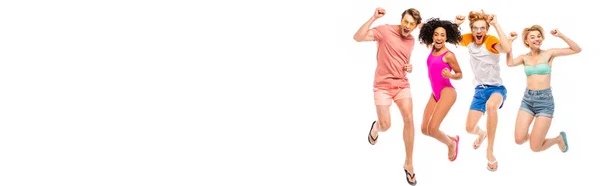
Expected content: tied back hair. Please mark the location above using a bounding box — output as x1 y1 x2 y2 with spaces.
418 17 462 47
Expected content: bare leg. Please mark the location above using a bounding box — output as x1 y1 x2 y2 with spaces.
395 98 415 183
514 110 535 145
368 105 392 145
420 94 436 135
485 93 503 170
465 110 485 149
529 116 567 152
423 88 458 161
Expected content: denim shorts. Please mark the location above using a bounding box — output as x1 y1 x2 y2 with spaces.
469 84 507 113
520 88 554 118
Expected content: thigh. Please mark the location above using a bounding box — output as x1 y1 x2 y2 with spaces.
486 92 504 109
421 94 437 130
515 110 535 137
375 105 392 125
493 86 508 109
466 110 484 127
374 88 393 106
428 87 457 129
394 96 414 123
530 116 552 145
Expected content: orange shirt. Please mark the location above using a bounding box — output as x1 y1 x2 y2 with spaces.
372 24 415 89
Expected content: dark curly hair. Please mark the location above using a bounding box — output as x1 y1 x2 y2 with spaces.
418 17 462 47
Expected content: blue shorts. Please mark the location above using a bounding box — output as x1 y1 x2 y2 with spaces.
520 88 554 118
469 85 507 113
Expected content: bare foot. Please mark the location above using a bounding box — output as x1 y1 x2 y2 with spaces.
473 131 487 149
403 164 417 185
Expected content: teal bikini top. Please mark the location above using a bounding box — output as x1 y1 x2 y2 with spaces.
524 53 551 76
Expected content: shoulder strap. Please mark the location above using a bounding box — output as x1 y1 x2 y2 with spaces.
540 52 549 64
441 50 451 56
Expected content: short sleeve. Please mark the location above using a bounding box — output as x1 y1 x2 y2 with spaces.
460 34 473 47
372 25 388 41
484 35 500 54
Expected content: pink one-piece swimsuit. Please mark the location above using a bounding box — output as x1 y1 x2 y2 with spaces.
427 49 454 101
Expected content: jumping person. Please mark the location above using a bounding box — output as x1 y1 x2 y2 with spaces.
417 18 463 162
505 25 581 154
353 7 422 185
454 10 512 171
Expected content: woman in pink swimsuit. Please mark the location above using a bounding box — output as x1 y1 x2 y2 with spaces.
417 18 464 161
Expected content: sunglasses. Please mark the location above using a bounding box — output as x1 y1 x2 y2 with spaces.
402 20 417 29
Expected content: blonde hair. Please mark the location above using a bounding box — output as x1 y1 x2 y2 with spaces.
522 25 545 48
468 10 490 29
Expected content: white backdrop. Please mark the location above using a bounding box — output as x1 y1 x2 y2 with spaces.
0 0 596 185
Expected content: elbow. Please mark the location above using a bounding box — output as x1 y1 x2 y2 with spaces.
454 73 463 80
506 60 517 67
353 34 363 42
575 47 582 53
503 45 512 53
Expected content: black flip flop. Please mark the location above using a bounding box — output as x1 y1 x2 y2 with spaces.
404 169 417 186
368 121 378 145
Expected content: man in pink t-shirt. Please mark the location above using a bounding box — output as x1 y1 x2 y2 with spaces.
353 7 422 186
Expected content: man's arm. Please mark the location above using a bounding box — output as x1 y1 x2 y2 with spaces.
354 8 385 42
353 17 377 42
454 15 465 27
489 15 512 53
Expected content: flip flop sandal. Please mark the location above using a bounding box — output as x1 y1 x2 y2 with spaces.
450 136 460 162
487 160 498 172
560 131 569 153
404 169 417 186
473 133 487 150
368 121 378 145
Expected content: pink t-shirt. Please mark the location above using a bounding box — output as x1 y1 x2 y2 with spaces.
372 24 415 89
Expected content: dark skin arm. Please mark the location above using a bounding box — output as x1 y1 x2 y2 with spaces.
442 52 463 80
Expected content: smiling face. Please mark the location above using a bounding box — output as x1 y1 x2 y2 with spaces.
522 25 545 50
525 31 544 49
432 27 447 50
470 20 488 45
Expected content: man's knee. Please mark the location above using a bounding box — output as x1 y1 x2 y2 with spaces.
465 125 473 133
378 120 391 132
465 119 477 133
402 114 414 126
485 102 500 112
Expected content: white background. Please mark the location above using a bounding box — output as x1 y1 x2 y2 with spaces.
0 0 596 185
